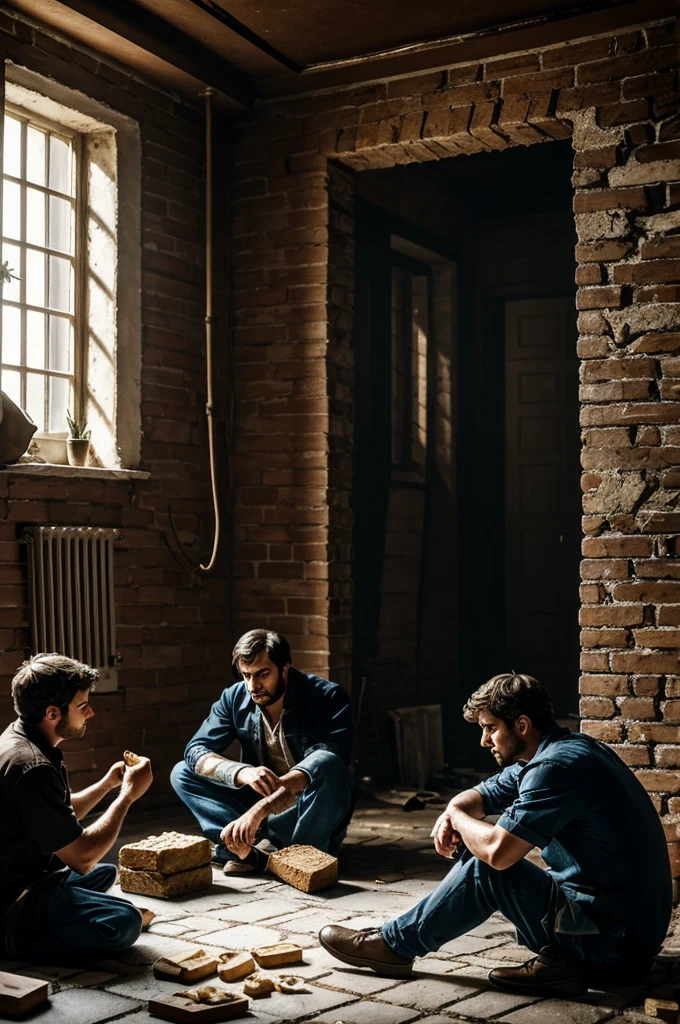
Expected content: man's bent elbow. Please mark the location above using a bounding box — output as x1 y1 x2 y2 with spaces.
485 840 521 872
58 853 97 876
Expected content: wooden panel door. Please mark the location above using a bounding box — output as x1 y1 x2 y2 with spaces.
504 296 580 716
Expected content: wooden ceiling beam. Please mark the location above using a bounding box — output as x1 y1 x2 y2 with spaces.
260 0 675 96
56 0 255 108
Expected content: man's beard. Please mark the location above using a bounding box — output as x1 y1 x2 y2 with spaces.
253 670 286 707
492 735 527 768
56 714 87 740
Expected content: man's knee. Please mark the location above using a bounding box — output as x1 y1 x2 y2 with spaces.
170 759 190 795
310 750 351 787
106 902 143 953
81 863 117 892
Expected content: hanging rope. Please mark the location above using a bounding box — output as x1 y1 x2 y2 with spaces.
200 87 220 572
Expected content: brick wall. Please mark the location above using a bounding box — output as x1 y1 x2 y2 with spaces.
229 16 680 867
0 11 230 803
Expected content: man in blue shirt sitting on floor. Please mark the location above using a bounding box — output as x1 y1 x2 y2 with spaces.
171 629 354 875
319 672 671 996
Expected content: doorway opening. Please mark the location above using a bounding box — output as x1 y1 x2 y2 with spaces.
351 139 580 779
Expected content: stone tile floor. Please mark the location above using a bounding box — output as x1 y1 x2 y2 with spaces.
2 801 678 1023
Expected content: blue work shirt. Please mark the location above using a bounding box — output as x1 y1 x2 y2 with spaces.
183 667 353 787
476 725 671 959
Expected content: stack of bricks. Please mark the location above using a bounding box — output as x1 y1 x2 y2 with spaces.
229 15 680 871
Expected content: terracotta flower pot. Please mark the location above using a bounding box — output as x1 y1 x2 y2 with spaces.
66 438 90 467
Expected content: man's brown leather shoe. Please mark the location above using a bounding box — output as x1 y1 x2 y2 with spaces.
318 925 414 978
488 947 588 997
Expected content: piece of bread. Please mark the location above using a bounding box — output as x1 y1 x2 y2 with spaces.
124 750 141 766
242 974 274 998
119 863 212 898
154 949 218 982
267 844 338 893
119 832 212 874
217 952 254 982
250 943 303 968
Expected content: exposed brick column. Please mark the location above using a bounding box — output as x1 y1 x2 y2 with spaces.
568 20 680 877
229 127 338 679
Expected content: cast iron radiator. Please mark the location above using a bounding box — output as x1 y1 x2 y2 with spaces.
24 526 118 672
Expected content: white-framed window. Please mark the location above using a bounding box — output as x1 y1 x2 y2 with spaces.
2 105 83 434
1 67 141 469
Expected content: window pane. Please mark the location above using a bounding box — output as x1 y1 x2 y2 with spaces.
26 126 46 186
48 252 72 309
48 195 73 254
3 116 21 178
0 368 21 407
2 305 21 365
26 187 46 247
3 180 21 240
48 255 72 312
26 372 45 432
49 315 72 373
26 249 46 307
26 310 46 369
49 136 72 196
49 375 71 433
2 243 21 303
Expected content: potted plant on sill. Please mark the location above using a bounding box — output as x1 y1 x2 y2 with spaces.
65 409 91 467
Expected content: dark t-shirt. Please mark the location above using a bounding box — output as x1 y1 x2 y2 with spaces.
476 725 672 958
0 719 83 916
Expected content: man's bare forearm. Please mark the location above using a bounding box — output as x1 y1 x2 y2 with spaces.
71 779 114 820
59 793 133 874
448 806 498 863
447 787 487 820
253 770 307 818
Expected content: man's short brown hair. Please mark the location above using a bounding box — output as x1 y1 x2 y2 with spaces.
463 673 554 732
231 629 291 676
12 653 98 724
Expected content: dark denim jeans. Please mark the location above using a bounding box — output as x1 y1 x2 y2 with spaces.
383 850 644 981
171 749 354 860
6 864 142 960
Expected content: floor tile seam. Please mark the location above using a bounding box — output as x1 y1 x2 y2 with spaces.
310 978 398 995
267 991 362 1024
371 990 490 1012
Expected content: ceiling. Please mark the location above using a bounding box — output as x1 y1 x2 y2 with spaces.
4 0 673 111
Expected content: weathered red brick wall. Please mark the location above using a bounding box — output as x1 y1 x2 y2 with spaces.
0 11 230 803
229 16 680 867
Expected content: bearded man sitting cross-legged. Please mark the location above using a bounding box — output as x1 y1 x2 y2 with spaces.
171 629 354 874
319 673 671 997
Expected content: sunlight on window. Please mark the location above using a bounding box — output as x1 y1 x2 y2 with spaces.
1 112 75 432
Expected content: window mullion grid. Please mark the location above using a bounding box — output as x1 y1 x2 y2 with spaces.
43 129 50 432
19 118 27 413
73 132 87 430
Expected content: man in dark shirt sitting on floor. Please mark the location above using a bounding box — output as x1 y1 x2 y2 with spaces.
0 653 153 960
320 672 672 996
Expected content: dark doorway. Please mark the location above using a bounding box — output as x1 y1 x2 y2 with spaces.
504 296 580 716
352 140 579 779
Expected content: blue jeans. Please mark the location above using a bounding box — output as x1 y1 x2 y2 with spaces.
6 864 142 959
383 850 644 979
171 750 354 860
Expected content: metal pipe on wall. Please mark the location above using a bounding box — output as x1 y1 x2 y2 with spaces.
200 86 220 572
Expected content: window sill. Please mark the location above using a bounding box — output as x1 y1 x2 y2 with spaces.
0 463 150 481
